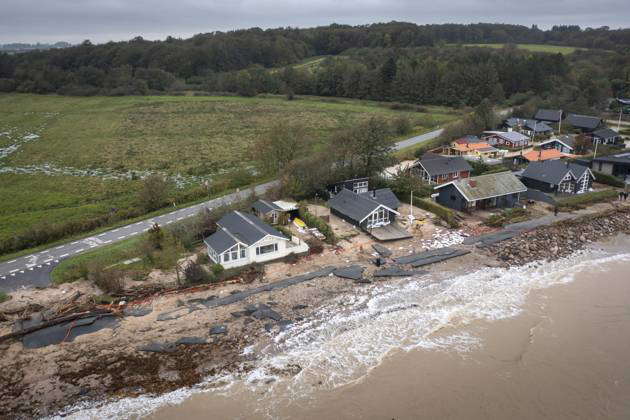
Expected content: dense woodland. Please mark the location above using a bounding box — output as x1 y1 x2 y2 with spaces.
0 22 629 111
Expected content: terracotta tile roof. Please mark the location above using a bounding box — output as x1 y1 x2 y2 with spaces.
522 148 566 162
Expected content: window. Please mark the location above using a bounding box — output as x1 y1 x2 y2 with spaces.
231 250 238 260
224 253 230 262
241 248 246 259
257 243 277 255
353 181 368 194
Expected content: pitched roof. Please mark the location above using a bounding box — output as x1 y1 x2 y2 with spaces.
504 117 553 133
522 160 591 185
539 136 575 151
454 135 481 144
592 127 620 139
435 172 527 202
252 199 282 214
566 114 602 130
417 155 472 176
534 109 563 122
593 152 630 165
484 131 530 142
204 210 286 254
329 188 399 223
360 188 400 210
522 148 566 162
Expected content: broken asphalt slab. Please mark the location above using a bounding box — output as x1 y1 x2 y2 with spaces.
156 306 193 321
372 244 393 257
462 231 517 247
333 265 365 281
394 247 470 267
373 268 429 278
209 325 228 335
21 315 119 349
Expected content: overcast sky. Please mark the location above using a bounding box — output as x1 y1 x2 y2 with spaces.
1 0 629 44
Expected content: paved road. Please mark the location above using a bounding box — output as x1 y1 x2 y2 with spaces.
0 127 446 292
0 181 279 292
393 128 444 151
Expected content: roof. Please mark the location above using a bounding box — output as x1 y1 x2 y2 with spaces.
522 160 591 185
522 148 566 162
454 135 481 144
273 200 298 211
534 109 563 122
417 155 472 176
435 172 527 202
540 135 575 150
360 188 400 210
484 131 530 143
592 127 620 139
252 199 281 214
451 141 496 153
504 118 553 133
593 152 630 165
203 229 237 254
566 114 602 130
204 210 286 254
328 188 399 223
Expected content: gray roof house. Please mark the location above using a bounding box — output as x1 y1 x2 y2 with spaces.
252 199 283 224
539 135 575 154
503 117 553 135
434 172 527 212
204 211 308 268
414 154 472 184
592 152 630 180
534 109 563 123
591 127 622 145
328 188 409 240
566 114 603 132
521 160 594 194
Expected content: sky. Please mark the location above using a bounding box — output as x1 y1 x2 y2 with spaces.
1 0 629 44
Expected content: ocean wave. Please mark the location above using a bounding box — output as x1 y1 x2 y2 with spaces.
53 246 630 419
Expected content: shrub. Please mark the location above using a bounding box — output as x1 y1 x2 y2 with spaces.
416 198 460 228
305 238 324 254
557 189 618 210
211 263 224 276
298 206 337 244
391 116 412 136
592 171 625 188
184 261 212 284
196 251 210 264
88 265 126 294
0 291 9 303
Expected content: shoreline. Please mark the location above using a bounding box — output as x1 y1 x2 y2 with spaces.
1 206 630 418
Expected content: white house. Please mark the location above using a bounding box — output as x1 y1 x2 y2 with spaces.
204 211 308 269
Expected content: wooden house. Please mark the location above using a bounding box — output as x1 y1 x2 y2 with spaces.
414 154 472 184
521 161 595 194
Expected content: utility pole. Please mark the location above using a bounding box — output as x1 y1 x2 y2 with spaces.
593 138 599 159
618 106 623 133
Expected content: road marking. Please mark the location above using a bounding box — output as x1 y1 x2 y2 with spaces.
36 265 42 268
28 267 33 271
19 270 24 274
10 273 16 276
54 260 59 263
177 217 184 221
55 245 64 249
9 269 18 273
45 262 51 266
117 235 126 240
98 233 107 237
112 229 120 233
74 249 84 254
7 260 16 263
129 231 138 236
0 276 5 280
71 241 79 244
26 264 35 268
103 240 112 244
39 251 48 254
60 253 69 258
165 220 173 224
90 244 97 248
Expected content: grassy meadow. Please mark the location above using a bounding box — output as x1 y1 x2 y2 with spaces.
458 43 583 55
0 93 461 254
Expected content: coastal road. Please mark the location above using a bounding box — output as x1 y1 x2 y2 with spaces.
393 128 444 151
0 127 446 292
0 181 279 292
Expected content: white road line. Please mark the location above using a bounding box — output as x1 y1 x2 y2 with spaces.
71 241 79 244
90 244 97 248
28 267 34 271
103 240 112 244
112 229 120 233
129 231 138 236
36 265 42 268
0 276 5 280
60 253 69 258
177 217 184 221
9 269 18 273
18 270 24 274
55 245 64 249
98 233 107 237
117 236 126 240
7 260 16 263
74 249 84 254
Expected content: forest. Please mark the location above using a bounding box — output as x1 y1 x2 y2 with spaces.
1 22 629 112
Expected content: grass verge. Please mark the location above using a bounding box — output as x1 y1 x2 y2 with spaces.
557 189 618 210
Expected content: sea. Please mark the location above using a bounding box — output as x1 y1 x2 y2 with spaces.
57 234 630 420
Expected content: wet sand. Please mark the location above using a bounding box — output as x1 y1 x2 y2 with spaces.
148 238 630 420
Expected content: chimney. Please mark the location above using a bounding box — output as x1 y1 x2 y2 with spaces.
469 180 477 188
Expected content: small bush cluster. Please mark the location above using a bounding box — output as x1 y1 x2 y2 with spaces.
416 198 460 228
592 171 625 188
0 291 9 303
298 206 337 244
557 189 618 210
88 264 126 294
484 208 528 227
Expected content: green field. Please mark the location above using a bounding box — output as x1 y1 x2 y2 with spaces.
458 43 583 55
0 93 460 254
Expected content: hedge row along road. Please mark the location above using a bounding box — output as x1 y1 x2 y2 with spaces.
0 127 446 291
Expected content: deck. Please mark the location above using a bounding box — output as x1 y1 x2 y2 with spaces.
368 223 413 241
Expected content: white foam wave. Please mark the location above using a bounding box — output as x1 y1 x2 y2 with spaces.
54 248 630 419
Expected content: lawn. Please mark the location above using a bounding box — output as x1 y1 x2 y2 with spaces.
458 43 583 55
0 93 461 255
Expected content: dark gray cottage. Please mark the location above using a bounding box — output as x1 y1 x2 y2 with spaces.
539 135 575 154
328 188 400 230
521 160 595 194
328 177 370 195
434 172 527 212
592 153 630 181
591 128 622 145
534 109 563 124
566 114 604 133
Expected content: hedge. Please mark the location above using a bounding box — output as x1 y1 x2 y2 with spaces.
592 171 625 188
298 206 337 244
416 198 460 228
557 189 619 210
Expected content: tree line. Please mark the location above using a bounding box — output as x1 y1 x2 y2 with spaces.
1 22 629 98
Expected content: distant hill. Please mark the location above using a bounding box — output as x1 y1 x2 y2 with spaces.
0 41 72 54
